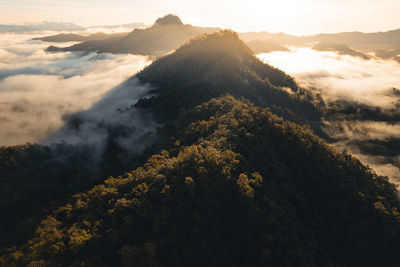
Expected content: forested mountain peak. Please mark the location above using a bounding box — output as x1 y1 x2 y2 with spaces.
136 30 320 126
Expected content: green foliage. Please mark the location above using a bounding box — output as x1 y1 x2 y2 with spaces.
2 95 399 266
0 140 151 249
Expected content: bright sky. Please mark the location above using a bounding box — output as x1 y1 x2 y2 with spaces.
1 0 400 35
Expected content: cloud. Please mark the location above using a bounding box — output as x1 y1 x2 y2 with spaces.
258 48 400 109
47 77 159 155
0 33 151 146
323 121 400 142
258 48 400 183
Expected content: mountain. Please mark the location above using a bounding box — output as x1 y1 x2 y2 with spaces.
34 32 129 42
2 30 400 266
311 29 400 50
47 15 220 56
240 28 400 61
154 14 183 25
240 28 400 49
0 22 83 33
312 43 371 59
136 30 320 127
246 39 289 53
42 24 400 60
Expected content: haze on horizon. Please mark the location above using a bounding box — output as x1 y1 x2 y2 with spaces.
1 0 400 35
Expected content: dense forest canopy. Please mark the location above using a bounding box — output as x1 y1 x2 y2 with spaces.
1 96 400 266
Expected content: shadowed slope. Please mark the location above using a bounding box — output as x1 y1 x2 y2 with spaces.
136 30 320 126
2 96 399 266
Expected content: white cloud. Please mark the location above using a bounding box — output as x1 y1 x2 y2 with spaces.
258 49 400 183
0 33 151 146
258 48 400 108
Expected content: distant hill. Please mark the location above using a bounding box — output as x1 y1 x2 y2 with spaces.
34 32 128 42
246 39 289 53
312 43 371 59
154 14 184 25
47 14 220 56
239 31 305 46
240 29 400 61
240 29 400 49
0 22 82 33
311 29 400 50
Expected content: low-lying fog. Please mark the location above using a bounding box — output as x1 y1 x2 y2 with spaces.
0 33 151 146
258 48 400 183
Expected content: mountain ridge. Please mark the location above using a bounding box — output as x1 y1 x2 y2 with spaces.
135 30 321 128
47 15 220 56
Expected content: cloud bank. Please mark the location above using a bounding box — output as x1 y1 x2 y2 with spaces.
0 33 151 146
258 49 400 183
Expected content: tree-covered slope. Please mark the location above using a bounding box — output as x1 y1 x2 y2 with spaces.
136 30 320 126
2 96 399 267
0 139 155 249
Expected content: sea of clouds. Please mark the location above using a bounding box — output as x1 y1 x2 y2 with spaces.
0 33 152 146
258 48 400 183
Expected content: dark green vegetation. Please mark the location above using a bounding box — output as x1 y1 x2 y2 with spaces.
1 30 400 266
0 140 157 250
2 95 400 266
47 15 219 56
0 143 100 248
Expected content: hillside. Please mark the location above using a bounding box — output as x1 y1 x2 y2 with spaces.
1 30 400 266
136 30 321 127
2 95 400 266
47 15 219 56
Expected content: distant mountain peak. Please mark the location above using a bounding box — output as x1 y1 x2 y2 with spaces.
154 14 184 26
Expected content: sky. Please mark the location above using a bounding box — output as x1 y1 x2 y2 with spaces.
0 0 400 35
